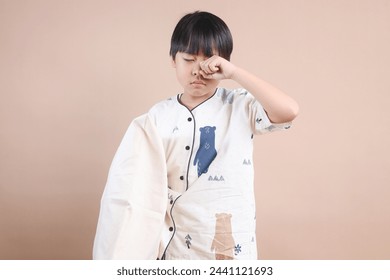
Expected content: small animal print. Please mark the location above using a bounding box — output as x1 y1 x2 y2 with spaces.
168 194 174 204
208 175 225 182
265 125 280 132
185 234 192 249
234 244 242 256
256 118 262 124
243 159 252 165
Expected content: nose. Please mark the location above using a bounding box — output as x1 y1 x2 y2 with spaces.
192 62 201 76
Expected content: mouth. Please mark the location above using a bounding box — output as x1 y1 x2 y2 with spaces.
191 80 206 86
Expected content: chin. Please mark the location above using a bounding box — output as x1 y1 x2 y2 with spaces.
192 90 209 96
190 87 216 96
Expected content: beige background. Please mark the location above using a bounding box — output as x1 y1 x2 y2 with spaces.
1 0 389 260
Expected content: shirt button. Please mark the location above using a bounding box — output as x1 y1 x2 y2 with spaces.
169 227 174 232
187 117 192 122
185 146 190 150
180 176 184 180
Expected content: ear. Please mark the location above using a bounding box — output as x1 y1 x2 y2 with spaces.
171 57 176 68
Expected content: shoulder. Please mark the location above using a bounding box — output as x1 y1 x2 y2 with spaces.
216 87 256 106
148 95 179 117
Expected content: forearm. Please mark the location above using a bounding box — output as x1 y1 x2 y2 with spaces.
231 67 299 123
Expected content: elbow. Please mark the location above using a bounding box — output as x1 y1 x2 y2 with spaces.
284 97 300 122
270 102 299 124
287 102 300 122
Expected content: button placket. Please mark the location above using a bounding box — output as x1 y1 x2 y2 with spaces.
185 115 193 150
163 110 195 258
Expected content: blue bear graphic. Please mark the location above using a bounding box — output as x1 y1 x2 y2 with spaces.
193 126 217 177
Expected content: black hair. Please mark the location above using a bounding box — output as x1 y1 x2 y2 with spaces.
169 11 233 61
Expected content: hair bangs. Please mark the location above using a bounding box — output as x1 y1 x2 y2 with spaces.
170 11 233 61
184 26 218 58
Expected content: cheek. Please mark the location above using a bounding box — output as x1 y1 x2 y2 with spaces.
175 68 189 86
176 65 191 79
208 79 220 87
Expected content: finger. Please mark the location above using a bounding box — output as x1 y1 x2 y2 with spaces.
209 56 222 71
200 59 216 72
208 62 219 72
200 70 215 80
200 62 210 74
201 63 219 74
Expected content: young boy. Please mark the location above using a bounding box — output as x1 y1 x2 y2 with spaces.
93 11 298 260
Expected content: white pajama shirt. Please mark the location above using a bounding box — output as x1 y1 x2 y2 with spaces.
93 87 291 260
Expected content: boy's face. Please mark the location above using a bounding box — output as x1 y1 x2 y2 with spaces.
172 52 220 102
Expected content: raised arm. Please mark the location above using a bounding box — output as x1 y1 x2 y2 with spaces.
199 55 299 123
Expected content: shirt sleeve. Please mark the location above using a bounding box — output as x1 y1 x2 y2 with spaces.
93 113 167 259
240 88 292 135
